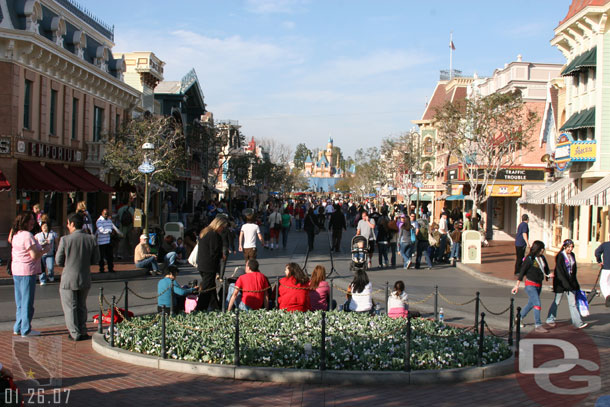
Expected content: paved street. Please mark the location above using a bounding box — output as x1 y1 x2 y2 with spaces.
2 228 609 406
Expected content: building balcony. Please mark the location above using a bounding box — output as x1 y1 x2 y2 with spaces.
85 141 106 164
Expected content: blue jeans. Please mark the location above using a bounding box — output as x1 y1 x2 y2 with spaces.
450 242 461 260
40 254 55 283
136 256 159 271
389 242 397 267
436 234 448 261
13 275 37 335
164 251 177 266
416 241 432 268
546 291 583 327
399 242 414 268
521 285 542 326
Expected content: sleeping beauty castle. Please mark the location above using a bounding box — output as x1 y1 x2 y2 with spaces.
303 138 354 192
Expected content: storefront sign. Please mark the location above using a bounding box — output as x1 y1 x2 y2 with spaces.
570 141 596 162
486 184 522 197
476 168 545 182
0 137 10 154
555 133 573 171
451 185 463 195
26 141 82 162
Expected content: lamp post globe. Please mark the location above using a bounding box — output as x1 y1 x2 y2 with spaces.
139 142 155 237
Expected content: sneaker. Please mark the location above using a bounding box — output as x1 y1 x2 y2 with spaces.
577 323 588 329
534 326 548 333
546 321 556 328
21 330 41 337
406 260 412 269
148 270 155 276
13 332 19 336
155 270 162 276
40 281 46 286
48 276 55 282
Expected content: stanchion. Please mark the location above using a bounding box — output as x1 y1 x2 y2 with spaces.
477 312 485 367
320 311 326 371
124 281 129 320
235 308 240 366
169 281 174 316
110 296 116 348
474 291 480 330
329 278 334 311
161 305 167 359
222 279 227 312
434 285 439 321
405 313 411 372
385 281 389 315
508 298 514 347
276 276 280 309
516 307 522 355
98 287 103 334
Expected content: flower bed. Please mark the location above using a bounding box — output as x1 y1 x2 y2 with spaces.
107 310 511 371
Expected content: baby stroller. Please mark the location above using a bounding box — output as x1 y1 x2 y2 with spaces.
350 235 369 271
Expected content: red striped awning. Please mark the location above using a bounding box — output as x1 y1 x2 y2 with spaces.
46 163 98 192
18 161 75 192
69 166 114 193
0 170 11 192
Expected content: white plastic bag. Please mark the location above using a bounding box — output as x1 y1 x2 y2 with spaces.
188 243 198 268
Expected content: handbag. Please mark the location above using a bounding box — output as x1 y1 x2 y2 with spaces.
188 243 199 268
575 290 590 317
184 295 199 314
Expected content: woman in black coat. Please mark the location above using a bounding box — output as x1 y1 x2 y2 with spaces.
303 207 318 252
196 216 228 311
545 239 587 329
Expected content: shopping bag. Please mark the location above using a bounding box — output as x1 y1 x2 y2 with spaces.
575 290 590 317
188 243 199 268
184 295 199 314
92 307 134 324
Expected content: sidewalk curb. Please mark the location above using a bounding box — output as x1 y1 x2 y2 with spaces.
92 333 515 384
0 268 150 286
455 263 553 292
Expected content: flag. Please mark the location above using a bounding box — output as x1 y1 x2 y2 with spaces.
449 40 455 50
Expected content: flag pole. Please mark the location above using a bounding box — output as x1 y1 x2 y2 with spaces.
449 32 453 79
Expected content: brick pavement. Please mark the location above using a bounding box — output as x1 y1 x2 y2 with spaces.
2 323 609 406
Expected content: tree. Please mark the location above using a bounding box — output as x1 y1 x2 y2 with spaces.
187 118 227 190
103 115 185 196
257 138 293 166
293 143 311 169
352 147 383 197
433 90 539 217
380 132 420 206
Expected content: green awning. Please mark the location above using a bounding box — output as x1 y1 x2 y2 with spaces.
559 107 596 131
562 47 597 76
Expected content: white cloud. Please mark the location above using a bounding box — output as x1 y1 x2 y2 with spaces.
244 0 308 14
281 20 296 30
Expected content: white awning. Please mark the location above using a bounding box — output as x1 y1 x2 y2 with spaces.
517 176 577 205
565 174 610 206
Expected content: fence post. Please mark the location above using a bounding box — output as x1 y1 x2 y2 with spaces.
385 281 389 315
516 306 522 355
124 281 129 320
434 285 439 321
222 279 227 312
98 287 104 334
320 311 326 371
235 308 240 366
508 298 514 347
329 278 334 311
276 276 281 309
169 282 174 316
109 296 116 348
161 305 167 359
474 291 480 330
477 312 485 367
405 312 411 372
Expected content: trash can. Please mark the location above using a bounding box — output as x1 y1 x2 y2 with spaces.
462 230 481 264
164 222 184 240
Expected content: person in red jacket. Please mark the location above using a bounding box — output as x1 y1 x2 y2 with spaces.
278 262 310 312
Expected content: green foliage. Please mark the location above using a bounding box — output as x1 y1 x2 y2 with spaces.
109 310 511 370
293 143 312 169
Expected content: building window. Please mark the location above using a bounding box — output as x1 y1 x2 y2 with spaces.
93 106 103 141
72 98 78 140
24 80 32 129
49 89 57 136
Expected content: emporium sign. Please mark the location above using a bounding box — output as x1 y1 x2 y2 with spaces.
17 140 82 162
554 133 596 172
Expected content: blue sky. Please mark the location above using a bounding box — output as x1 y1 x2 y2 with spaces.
81 0 571 158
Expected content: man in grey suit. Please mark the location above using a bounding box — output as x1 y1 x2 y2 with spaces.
56 212 100 341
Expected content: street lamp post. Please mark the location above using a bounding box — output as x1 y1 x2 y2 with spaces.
138 142 155 237
415 171 423 217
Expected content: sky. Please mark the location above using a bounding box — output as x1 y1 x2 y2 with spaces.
80 0 571 158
